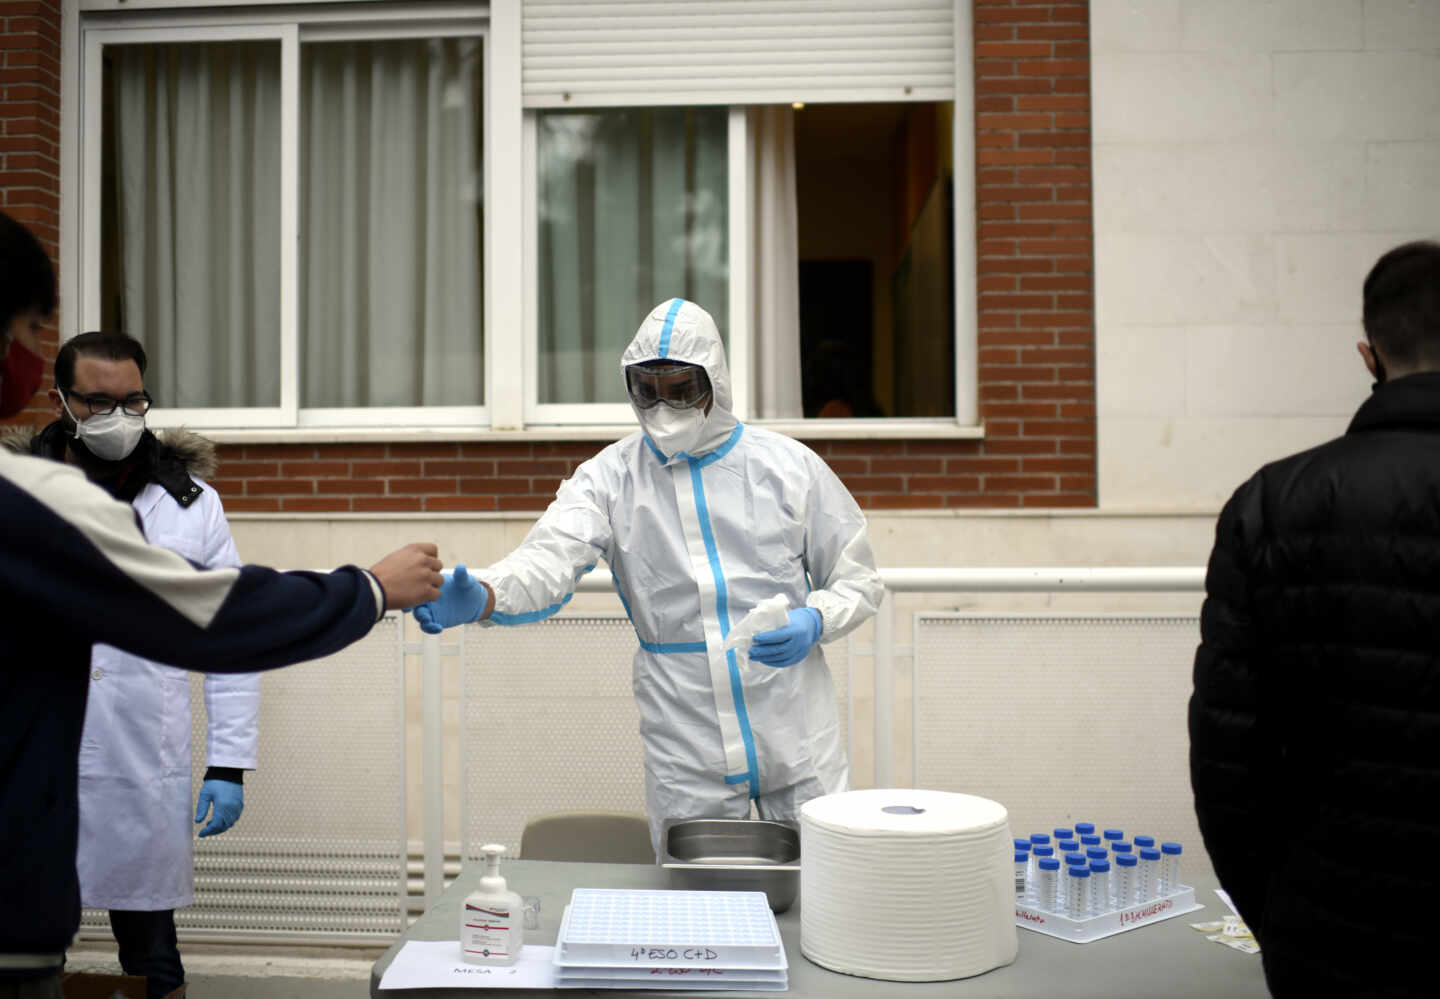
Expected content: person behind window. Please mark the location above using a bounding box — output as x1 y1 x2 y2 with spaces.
2 331 258 999
412 298 884 855
1190 241 1440 997
0 210 444 999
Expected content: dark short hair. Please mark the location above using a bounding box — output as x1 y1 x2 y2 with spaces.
0 211 58 334
55 331 148 394
1363 241 1440 369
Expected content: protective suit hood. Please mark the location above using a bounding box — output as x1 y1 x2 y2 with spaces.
620 299 738 460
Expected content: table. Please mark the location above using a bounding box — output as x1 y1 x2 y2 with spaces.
371 860 1267 997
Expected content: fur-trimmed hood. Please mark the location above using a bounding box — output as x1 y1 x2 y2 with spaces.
4 422 219 508
1 424 218 479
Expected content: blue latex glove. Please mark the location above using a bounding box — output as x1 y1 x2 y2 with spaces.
412 564 488 635
749 607 823 668
195 779 243 838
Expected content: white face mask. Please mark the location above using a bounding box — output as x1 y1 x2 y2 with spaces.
64 400 146 462
640 403 707 458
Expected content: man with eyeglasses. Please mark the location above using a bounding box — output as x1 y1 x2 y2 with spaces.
7 331 257 998
0 210 443 999
412 298 884 856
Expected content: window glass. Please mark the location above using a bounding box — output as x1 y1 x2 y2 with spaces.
102 41 282 408
795 102 955 418
537 107 728 405
301 38 484 407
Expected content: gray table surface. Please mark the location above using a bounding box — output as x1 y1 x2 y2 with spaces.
372 860 1268 997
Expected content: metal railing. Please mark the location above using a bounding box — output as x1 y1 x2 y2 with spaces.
416 566 1206 906
77 567 1205 938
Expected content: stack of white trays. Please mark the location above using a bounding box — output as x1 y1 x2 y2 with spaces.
552 888 788 990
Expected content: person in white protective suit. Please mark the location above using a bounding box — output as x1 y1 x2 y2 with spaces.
414 298 885 852
5 331 259 999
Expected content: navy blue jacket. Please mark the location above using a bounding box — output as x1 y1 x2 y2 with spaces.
1 449 382 968
1190 371 1440 997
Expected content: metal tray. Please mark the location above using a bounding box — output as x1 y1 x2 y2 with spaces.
659 818 800 913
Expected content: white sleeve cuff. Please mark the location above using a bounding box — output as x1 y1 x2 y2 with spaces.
361 569 386 622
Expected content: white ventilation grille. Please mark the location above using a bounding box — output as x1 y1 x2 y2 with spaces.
522 0 958 108
460 613 855 859
913 614 1204 852
79 615 407 943
461 614 648 859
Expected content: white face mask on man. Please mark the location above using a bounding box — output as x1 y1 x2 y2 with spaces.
640 403 707 458
62 397 146 461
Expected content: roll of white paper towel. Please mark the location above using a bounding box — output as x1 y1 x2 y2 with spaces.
799 788 1018 982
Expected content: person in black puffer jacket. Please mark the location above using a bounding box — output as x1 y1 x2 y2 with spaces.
1190 240 1440 998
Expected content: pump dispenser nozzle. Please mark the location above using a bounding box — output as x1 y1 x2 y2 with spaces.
480 843 507 890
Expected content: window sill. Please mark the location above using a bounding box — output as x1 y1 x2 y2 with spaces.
192 420 987 445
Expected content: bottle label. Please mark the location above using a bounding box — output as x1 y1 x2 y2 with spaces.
463 904 514 958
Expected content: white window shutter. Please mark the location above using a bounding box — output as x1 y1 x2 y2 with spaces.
521 0 957 108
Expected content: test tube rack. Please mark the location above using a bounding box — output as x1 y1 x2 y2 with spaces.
1014 885 1202 944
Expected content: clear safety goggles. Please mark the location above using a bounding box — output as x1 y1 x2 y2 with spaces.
625 363 711 410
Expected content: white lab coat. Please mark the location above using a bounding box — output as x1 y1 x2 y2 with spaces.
474 299 885 852
75 478 259 911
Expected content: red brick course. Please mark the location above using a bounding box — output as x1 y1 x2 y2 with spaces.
2 1 1095 512
0 0 60 427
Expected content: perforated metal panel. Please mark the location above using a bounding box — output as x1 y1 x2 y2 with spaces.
913 614 1203 854
460 615 855 860
81 614 407 942
829 637 853 762
461 614 647 860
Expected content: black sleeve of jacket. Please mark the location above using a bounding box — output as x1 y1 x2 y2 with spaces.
1189 472 1273 933
2 456 378 674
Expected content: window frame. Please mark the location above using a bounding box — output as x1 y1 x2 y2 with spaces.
524 102 979 435
72 6 492 432
63 2 979 440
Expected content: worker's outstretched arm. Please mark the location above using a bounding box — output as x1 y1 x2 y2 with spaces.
2 452 442 673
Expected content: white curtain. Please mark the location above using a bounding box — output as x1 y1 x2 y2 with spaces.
537 108 728 404
109 38 483 411
111 42 281 408
749 106 803 420
302 38 483 407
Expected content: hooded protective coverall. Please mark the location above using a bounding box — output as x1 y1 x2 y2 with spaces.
467 299 884 851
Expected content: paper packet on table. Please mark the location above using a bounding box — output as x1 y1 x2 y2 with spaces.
1190 915 1259 954
722 594 791 655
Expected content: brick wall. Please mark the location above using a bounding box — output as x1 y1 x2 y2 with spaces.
0 0 60 424
4 0 1096 512
215 0 1098 514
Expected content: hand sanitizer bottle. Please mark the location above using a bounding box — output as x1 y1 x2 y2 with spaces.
461 844 524 965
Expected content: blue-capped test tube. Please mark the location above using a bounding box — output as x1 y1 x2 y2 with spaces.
1138 846 1161 900
1053 826 1074 842
1030 833 1051 850
1086 846 1108 863
1134 834 1156 850
1015 851 1028 898
1159 842 1183 895
1112 840 1133 858
1114 853 1138 906
1066 866 1090 919
1080 833 1102 850
1074 821 1095 838
1057 839 1079 859
1014 837 1031 853
1103 828 1124 847
1061 852 1086 908
1089 859 1112 915
1027 844 1054 902
1036 857 1060 911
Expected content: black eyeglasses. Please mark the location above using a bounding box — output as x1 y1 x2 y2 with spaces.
63 389 153 417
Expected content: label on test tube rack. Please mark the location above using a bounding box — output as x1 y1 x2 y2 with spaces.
1012 820 1201 943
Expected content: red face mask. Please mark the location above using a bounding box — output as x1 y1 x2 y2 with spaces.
0 339 44 418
